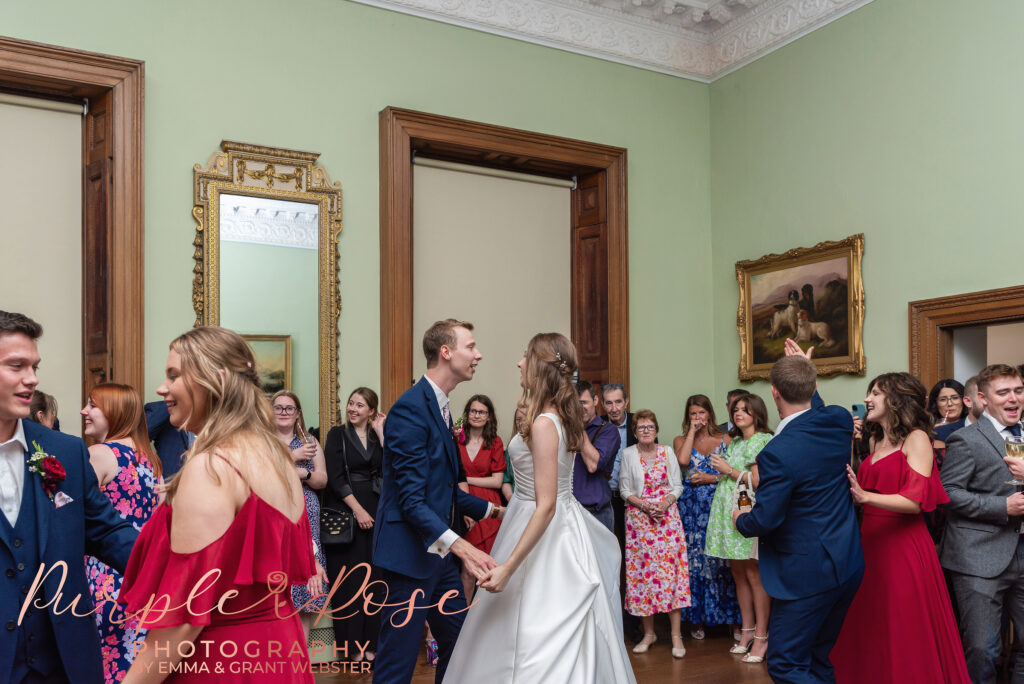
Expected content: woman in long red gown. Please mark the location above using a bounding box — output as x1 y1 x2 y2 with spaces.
119 327 326 683
456 394 505 601
830 372 969 684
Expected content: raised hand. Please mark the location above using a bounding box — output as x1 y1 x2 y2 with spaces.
709 454 731 475
784 337 814 360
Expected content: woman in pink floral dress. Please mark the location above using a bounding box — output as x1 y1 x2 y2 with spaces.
619 409 690 659
82 383 161 683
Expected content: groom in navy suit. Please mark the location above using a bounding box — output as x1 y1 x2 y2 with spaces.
734 343 863 683
373 319 501 684
0 311 138 683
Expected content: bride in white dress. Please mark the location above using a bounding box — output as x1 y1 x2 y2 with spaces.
444 333 637 683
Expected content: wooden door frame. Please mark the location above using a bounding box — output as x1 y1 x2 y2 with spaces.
379 107 629 408
909 285 1024 388
0 36 144 397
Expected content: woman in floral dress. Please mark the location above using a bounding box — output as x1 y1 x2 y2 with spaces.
706 393 773 663
674 394 740 639
271 390 328 639
619 410 690 658
82 383 161 683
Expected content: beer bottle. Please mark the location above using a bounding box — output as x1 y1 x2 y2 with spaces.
737 485 752 512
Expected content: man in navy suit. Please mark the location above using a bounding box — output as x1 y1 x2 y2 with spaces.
734 342 863 683
373 319 501 684
144 400 191 477
0 311 138 683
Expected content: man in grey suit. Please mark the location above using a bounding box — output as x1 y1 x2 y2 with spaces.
940 363 1024 683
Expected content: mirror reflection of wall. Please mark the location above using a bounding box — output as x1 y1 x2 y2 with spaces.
219 193 321 429
952 321 1024 381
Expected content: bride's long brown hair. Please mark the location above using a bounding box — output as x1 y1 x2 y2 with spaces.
518 333 583 452
163 326 296 505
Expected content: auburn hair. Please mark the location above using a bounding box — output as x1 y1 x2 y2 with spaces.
88 383 161 478
518 333 584 452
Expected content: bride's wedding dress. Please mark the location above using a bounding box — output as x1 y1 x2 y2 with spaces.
443 413 637 683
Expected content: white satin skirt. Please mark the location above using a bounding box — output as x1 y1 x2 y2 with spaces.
443 494 637 683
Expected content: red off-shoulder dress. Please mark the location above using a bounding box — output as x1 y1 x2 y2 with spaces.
830 449 969 683
118 491 316 682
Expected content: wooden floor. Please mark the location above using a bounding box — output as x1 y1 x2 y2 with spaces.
314 624 773 684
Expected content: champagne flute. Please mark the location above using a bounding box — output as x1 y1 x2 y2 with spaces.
1005 435 1024 485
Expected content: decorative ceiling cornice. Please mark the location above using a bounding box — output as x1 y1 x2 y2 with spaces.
347 0 875 82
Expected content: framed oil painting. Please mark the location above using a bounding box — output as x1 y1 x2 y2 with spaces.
242 334 292 393
735 234 865 380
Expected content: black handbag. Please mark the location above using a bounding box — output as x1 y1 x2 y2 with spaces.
321 429 355 545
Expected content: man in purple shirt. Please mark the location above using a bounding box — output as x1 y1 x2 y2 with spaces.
573 380 620 532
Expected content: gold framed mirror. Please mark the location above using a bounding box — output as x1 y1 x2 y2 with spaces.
192 141 342 433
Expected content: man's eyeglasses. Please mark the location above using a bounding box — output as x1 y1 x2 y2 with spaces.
469 409 489 417
273 406 298 415
636 425 656 432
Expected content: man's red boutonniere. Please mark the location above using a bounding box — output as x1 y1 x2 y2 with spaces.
28 441 66 500
452 416 466 444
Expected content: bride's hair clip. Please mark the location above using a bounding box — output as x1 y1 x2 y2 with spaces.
554 350 568 372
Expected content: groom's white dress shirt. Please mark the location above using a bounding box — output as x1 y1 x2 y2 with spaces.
422 375 492 557
0 419 28 526
773 408 810 437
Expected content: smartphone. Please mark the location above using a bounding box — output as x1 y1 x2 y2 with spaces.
851 404 866 420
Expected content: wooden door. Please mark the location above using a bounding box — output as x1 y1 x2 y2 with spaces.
572 170 610 388
83 91 112 400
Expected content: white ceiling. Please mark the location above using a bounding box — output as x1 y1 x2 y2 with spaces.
349 0 876 82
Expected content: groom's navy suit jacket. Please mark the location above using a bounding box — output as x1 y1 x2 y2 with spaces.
0 420 138 683
736 394 863 600
373 378 489 580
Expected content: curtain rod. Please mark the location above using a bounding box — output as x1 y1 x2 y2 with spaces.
413 154 576 190
0 92 84 115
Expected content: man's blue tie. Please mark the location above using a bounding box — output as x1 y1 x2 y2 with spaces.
1007 424 1022 438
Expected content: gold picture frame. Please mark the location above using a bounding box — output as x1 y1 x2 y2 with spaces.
242 334 293 394
736 234 865 380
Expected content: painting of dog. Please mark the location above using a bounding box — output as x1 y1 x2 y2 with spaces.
735 234 865 380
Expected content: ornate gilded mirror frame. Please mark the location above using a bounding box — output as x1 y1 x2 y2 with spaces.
192 140 342 431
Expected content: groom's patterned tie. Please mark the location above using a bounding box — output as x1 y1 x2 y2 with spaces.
442 402 451 429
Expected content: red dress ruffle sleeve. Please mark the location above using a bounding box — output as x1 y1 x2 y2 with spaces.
119 493 316 629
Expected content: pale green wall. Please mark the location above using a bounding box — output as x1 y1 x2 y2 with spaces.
709 0 1024 418
2 0 711 434
220 241 319 428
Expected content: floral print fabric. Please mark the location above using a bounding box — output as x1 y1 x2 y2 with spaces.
677 440 740 626
625 446 691 616
290 435 327 613
705 433 772 560
84 442 157 683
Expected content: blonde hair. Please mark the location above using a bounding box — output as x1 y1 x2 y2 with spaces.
518 333 583 452
164 326 295 505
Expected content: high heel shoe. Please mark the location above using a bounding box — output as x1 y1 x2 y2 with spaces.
671 634 686 659
742 634 768 663
425 638 438 667
730 628 755 654
632 633 657 654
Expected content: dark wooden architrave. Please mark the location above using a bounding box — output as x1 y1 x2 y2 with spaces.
909 285 1024 389
0 37 145 402
379 107 629 408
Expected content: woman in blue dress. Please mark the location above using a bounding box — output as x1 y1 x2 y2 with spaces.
673 394 740 639
271 390 328 640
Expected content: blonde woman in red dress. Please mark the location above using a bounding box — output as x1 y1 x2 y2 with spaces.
456 394 506 602
830 372 969 683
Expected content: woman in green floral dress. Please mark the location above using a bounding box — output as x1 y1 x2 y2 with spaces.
705 393 773 663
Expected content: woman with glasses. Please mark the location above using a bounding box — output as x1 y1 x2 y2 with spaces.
928 379 967 443
620 409 690 658
456 394 506 601
272 390 328 638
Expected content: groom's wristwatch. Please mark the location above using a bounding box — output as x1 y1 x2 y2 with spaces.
489 506 501 519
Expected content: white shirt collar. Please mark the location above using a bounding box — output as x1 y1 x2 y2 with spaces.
982 410 1021 436
965 414 975 427
774 408 811 436
0 419 28 453
423 375 448 412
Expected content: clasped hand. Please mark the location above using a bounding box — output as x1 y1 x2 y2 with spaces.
689 472 718 486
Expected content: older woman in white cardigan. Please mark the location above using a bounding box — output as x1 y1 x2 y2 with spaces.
620 409 691 659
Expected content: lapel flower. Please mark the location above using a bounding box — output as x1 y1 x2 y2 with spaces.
27 440 66 500
452 416 466 443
